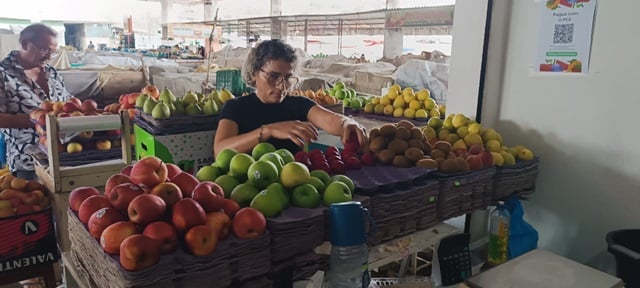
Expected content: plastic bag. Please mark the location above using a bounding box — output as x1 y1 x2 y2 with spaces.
393 59 449 104
504 195 538 259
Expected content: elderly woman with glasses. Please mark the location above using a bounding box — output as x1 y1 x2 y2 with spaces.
0 23 71 180
215 39 368 156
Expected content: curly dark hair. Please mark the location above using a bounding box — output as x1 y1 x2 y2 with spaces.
243 39 297 87
19 23 57 44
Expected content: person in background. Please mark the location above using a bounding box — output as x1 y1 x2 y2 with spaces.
0 23 71 180
87 40 95 51
214 39 368 156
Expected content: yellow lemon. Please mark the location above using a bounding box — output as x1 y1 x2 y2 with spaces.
491 152 504 166
416 89 430 101
364 103 375 113
518 148 534 161
403 93 415 103
393 97 406 109
380 96 391 106
374 104 385 114
415 109 428 119
393 107 404 118
423 98 436 110
383 104 395 115
404 108 416 119
485 140 502 152
387 89 398 100
428 108 441 118
468 123 482 134
409 100 422 110
371 97 380 105
438 104 447 116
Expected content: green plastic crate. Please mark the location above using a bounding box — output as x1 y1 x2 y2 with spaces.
216 69 246 96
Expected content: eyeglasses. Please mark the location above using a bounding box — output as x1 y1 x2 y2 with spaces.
260 69 299 89
31 42 58 57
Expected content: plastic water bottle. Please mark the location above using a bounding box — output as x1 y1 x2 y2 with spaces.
329 243 370 288
328 201 373 288
487 201 510 266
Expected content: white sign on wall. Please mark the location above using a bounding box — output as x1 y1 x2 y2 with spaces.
535 0 597 73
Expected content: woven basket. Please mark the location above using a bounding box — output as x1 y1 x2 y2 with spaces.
68 209 270 287
493 157 539 201
470 168 496 209
435 168 497 220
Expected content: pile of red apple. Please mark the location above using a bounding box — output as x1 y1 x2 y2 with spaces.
0 175 51 218
69 156 267 272
294 141 374 174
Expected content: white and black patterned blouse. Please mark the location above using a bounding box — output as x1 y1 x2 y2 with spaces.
0 50 71 172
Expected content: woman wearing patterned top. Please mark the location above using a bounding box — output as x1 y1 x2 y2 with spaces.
0 23 71 180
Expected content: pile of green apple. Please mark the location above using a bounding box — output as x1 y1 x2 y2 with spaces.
136 88 235 120
329 81 371 111
196 143 355 218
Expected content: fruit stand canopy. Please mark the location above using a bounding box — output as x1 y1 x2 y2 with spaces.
180 5 454 36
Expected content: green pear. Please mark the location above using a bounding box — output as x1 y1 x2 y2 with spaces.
159 87 177 103
183 91 198 105
151 102 171 119
174 100 186 115
196 92 205 101
167 101 176 114
202 99 219 115
208 89 219 100
219 88 234 103
135 94 149 108
186 102 203 115
142 97 158 114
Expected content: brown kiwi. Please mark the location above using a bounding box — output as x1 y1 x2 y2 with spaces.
416 158 439 169
404 147 424 163
369 128 380 139
434 141 452 154
440 159 458 174
369 136 387 153
392 155 413 168
409 127 423 140
436 158 446 168
408 139 425 151
396 120 415 130
388 139 409 155
454 157 470 172
377 149 395 165
395 126 411 140
422 142 433 155
379 124 397 137
430 149 446 160
447 152 457 159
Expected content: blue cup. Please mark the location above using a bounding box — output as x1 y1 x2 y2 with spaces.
329 201 375 246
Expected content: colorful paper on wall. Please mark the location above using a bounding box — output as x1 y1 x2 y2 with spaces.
536 0 597 73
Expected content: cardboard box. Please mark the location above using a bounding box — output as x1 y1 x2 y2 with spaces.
134 124 215 175
354 71 395 95
0 207 59 274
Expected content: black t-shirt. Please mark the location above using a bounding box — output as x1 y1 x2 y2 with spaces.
219 93 316 153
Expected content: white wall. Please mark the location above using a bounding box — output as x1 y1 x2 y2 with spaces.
483 0 640 272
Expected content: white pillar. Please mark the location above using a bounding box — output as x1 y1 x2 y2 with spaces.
383 0 403 59
161 0 172 39
271 0 282 16
204 0 213 21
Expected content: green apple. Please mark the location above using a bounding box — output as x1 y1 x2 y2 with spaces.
331 175 355 193
247 160 279 190
310 170 331 186
183 91 198 105
252 142 276 160
291 184 320 208
151 102 171 119
214 148 238 174
275 149 295 164
214 174 240 198
135 94 148 108
266 182 289 209
231 182 260 207
306 177 326 195
142 97 158 114
229 153 255 180
250 189 284 218
259 152 285 173
196 165 221 182
323 182 352 206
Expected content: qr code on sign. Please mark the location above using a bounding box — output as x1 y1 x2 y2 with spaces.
553 24 574 44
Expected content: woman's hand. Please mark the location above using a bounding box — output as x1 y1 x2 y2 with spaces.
342 122 369 153
265 121 319 147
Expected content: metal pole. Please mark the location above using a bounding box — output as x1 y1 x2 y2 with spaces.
203 8 219 92
303 19 308 52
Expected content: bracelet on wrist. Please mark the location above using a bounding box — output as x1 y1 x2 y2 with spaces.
258 125 265 142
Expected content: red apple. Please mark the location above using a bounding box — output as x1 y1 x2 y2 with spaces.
127 194 167 226
344 156 361 170
104 174 132 197
222 199 240 218
205 212 231 240
343 131 360 152
466 155 483 171
172 198 206 232
109 183 144 211
68 97 82 107
88 207 126 239
40 100 54 111
232 207 266 239
191 182 224 213
184 225 218 256
119 234 160 271
80 99 98 113
62 102 79 113
120 165 133 176
480 150 495 168
149 182 182 207
78 195 112 224
171 172 199 199
130 156 168 188
69 186 100 212
100 221 139 254
165 163 182 180
143 221 178 254
468 144 484 155
360 152 375 166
